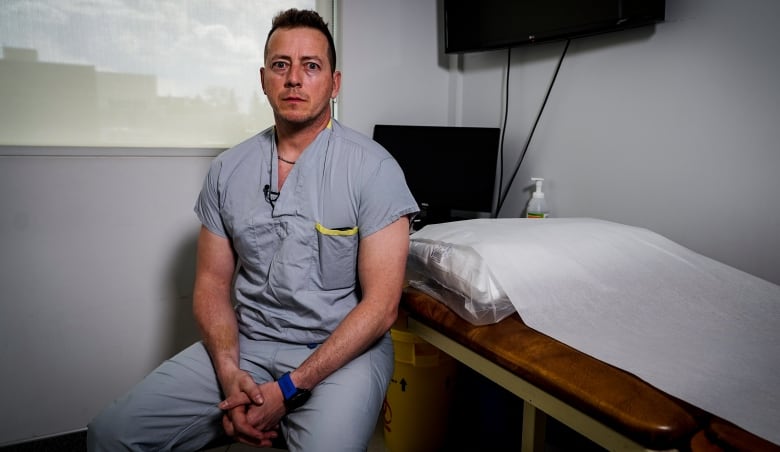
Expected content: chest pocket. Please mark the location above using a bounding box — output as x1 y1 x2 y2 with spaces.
314 223 359 290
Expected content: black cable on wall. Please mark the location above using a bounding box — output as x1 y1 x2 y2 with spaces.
496 39 571 216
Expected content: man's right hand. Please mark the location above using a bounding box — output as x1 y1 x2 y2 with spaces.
218 369 279 447
220 369 264 407
222 405 279 448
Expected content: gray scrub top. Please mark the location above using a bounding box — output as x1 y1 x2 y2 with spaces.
194 119 418 344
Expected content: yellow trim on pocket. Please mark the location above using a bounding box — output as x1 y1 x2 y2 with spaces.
315 223 358 236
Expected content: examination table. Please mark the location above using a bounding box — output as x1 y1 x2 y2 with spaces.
400 287 779 452
402 218 779 451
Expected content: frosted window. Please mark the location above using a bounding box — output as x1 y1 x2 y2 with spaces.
0 0 328 148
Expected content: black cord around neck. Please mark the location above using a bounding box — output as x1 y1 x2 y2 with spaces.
277 154 296 165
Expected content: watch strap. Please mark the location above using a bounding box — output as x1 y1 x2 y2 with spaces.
278 372 298 401
278 372 312 412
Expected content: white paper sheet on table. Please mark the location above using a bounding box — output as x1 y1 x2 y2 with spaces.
410 218 780 445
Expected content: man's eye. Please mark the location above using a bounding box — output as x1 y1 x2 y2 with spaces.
306 62 320 71
272 61 287 70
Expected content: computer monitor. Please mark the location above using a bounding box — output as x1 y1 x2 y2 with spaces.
372 124 500 226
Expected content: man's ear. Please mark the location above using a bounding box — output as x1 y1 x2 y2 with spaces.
331 70 341 99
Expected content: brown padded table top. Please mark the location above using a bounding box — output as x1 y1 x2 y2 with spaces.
401 287 702 450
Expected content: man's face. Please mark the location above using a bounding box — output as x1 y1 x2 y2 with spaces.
261 27 340 128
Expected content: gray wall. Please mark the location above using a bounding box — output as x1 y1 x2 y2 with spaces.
0 152 210 445
341 0 780 285
1 0 778 446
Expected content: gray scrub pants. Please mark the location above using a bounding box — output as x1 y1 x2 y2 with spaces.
87 333 394 452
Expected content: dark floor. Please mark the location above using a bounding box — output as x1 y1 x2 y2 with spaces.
0 431 86 452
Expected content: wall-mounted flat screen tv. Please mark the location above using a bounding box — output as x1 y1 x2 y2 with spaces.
444 0 665 53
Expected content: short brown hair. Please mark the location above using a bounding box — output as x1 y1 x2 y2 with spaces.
264 9 337 73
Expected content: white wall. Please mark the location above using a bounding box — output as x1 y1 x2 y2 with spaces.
1 0 779 446
495 0 780 285
340 0 780 286
339 0 456 132
0 152 210 445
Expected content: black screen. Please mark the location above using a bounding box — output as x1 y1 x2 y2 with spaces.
372 124 500 224
444 0 665 53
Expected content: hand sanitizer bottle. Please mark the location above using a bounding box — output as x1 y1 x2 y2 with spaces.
526 177 549 218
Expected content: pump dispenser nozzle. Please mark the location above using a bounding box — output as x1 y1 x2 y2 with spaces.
526 177 549 218
531 177 545 199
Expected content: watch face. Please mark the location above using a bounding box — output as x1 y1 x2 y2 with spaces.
285 389 311 411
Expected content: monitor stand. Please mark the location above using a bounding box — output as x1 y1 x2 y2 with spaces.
411 203 444 231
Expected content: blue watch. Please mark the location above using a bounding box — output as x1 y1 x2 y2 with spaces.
278 372 311 412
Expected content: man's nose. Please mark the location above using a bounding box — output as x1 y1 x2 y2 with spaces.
285 64 303 87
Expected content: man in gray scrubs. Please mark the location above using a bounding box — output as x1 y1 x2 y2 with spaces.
87 8 418 451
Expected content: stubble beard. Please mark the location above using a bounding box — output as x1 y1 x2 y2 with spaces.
274 102 331 133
